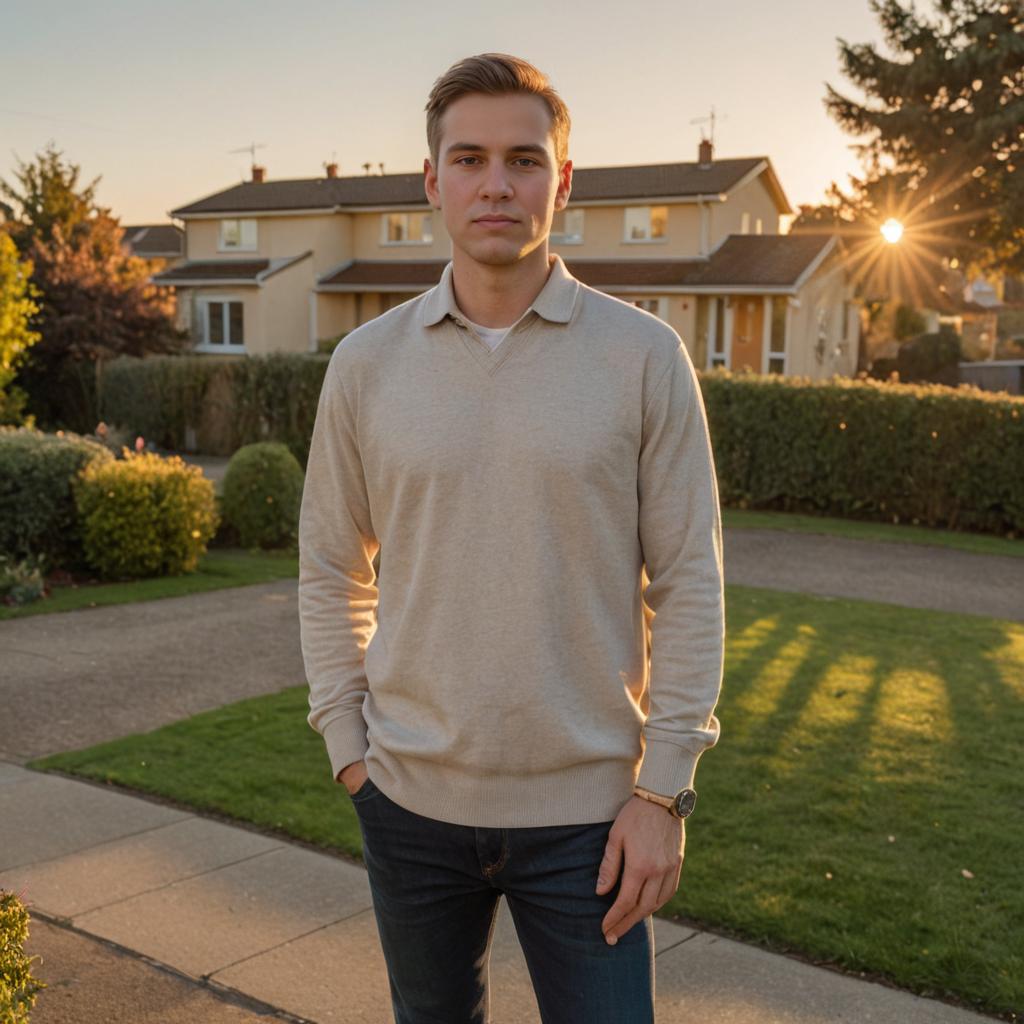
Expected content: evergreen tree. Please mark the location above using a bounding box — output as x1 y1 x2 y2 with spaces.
807 0 1023 278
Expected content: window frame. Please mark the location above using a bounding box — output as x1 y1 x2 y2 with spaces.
380 211 434 246
195 295 247 353
550 207 584 245
623 205 668 244
218 218 258 253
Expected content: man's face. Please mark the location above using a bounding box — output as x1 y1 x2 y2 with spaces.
424 92 572 268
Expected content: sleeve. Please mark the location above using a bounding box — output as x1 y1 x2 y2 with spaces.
298 357 380 783
634 337 725 799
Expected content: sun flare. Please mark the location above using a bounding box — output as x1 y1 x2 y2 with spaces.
880 218 904 244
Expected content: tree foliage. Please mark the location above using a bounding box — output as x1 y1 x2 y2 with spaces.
0 142 186 427
0 233 42 426
803 0 1023 278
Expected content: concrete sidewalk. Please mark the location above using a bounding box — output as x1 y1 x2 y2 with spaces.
1 763 997 1024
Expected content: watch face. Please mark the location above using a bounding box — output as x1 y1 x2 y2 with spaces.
674 789 697 817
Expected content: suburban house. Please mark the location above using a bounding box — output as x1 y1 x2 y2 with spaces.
153 142 860 380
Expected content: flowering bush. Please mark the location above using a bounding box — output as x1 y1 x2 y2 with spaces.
221 442 304 549
73 450 218 578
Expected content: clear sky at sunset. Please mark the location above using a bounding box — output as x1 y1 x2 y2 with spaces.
2 0 886 226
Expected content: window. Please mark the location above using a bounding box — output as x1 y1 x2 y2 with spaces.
624 205 667 242
219 219 257 251
755 217 763 235
383 212 432 244
741 212 751 235
550 208 584 244
710 296 728 368
198 298 245 350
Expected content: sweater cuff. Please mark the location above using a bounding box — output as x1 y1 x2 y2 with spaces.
322 712 370 783
635 737 702 798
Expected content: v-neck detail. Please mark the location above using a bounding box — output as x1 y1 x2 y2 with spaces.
447 312 541 376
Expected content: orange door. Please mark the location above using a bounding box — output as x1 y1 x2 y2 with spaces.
731 298 763 372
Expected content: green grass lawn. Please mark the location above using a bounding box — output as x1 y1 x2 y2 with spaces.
30 585 1024 1018
721 507 1023 558
0 548 298 621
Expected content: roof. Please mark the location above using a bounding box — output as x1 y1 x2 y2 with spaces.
152 251 312 286
316 235 838 293
120 224 184 257
171 157 791 217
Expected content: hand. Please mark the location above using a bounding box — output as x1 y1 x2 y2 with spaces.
338 759 369 797
596 796 685 945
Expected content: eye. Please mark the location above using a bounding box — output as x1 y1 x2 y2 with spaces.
454 156 479 165
513 158 538 167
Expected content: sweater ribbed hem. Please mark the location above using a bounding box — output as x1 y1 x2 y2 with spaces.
364 747 639 828
322 712 370 782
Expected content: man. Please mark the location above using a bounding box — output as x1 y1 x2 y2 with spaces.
298 52 725 1024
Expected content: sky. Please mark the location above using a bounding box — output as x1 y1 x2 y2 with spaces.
2 0 887 226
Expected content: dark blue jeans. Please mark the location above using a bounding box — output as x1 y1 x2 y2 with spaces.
351 775 655 1024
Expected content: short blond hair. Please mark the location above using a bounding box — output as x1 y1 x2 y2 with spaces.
425 53 571 168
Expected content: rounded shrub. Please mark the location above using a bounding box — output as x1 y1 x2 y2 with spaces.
220 442 304 549
0 427 113 570
73 451 219 578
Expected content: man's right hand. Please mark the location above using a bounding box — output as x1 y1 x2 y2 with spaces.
338 759 369 797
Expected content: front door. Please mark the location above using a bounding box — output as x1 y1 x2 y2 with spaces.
731 297 764 372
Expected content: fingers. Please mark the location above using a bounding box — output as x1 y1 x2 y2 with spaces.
595 833 623 895
602 872 661 945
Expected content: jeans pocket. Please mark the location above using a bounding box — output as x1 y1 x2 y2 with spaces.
350 775 380 805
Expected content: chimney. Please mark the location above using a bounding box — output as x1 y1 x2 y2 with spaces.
252 165 266 183
698 138 713 167
325 162 338 178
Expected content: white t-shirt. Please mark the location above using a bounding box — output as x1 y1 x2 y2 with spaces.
462 312 529 352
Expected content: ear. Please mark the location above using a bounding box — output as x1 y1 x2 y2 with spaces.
553 159 573 212
423 157 440 209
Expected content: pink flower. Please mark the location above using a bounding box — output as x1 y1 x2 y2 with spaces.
135 436 145 452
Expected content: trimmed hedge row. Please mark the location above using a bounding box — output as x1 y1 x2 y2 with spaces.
701 370 1024 536
99 353 330 465
98 355 1024 538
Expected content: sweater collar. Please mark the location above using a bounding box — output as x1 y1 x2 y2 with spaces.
421 252 579 328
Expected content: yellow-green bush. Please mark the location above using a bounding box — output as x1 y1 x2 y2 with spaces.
221 442 304 549
73 451 218 578
0 889 45 1023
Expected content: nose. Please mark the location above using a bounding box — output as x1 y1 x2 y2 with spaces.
478 162 512 201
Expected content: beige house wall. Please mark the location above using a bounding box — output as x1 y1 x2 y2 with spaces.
549 203 702 259
786 253 859 380
260 259 315 355
708 176 780 243
316 293 357 343
185 214 353 275
351 211 451 260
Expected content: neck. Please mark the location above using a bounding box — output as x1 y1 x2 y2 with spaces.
450 243 553 328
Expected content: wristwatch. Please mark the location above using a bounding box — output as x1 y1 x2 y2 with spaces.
633 786 697 819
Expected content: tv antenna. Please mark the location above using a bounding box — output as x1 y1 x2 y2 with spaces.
228 142 267 168
690 107 726 145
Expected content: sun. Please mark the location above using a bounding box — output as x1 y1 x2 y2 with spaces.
880 218 904 244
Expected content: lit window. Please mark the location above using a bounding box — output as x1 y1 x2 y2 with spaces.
550 208 584 244
384 212 433 244
219 219 257 251
624 206 667 242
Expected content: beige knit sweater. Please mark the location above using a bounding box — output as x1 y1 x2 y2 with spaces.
298 253 725 828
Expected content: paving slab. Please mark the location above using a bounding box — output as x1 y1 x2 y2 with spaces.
73 843 373 978
724 527 1023 622
0 815 283 918
0 766 190 871
653 930 995 1023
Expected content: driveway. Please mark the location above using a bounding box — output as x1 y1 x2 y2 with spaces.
1 528 1020 763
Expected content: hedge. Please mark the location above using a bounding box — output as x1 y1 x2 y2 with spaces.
98 356 1024 538
98 353 330 465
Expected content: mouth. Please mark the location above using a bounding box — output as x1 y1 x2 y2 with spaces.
475 216 517 224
